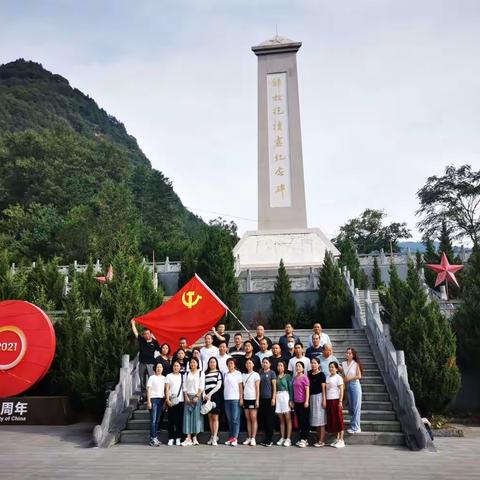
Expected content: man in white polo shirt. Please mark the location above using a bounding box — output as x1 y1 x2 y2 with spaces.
307 323 331 349
287 342 311 373
255 338 273 363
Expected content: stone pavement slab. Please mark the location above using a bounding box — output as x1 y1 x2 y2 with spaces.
0 423 479 479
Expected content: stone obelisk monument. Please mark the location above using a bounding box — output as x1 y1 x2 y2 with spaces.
254 38 307 230
234 36 338 271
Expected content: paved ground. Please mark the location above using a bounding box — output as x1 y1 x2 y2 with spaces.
1 423 479 479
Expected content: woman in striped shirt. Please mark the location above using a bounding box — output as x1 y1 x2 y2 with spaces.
204 357 223 446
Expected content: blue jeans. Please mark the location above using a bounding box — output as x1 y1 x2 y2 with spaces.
347 380 362 431
224 399 241 439
149 397 164 439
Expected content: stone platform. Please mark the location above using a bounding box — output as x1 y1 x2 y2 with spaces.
233 228 339 271
0 422 479 479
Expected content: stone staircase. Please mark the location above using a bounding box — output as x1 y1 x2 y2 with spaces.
357 290 380 323
120 328 405 446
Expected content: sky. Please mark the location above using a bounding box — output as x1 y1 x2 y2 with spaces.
1 0 479 243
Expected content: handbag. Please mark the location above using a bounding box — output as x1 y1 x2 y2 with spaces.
169 375 183 406
292 410 299 430
200 399 216 415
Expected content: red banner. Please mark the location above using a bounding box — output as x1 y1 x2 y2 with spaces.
134 275 227 349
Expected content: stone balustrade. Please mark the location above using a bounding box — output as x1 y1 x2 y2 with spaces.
343 266 435 451
93 354 140 448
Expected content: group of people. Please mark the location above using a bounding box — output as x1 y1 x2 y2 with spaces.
131 320 363 449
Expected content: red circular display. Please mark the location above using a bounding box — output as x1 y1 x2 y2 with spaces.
0 300 56 397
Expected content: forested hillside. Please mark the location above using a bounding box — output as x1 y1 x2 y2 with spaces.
0 59 205 262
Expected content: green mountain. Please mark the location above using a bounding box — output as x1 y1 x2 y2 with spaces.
0 59 205 262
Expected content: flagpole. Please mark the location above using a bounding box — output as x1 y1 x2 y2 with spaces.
226 307 259 347
194 273 259 346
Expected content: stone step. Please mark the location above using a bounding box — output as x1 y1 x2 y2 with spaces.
132 399 393 425
120 429 404 446
361 384 386 393
344 410 396 421
358 401 392 411
362 392 389 402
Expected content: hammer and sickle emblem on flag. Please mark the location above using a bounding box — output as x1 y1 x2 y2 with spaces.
182 291 203 309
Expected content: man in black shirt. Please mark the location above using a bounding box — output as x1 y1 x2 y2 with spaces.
305 333 324 361
269 343 285 374
212 323 230 348
238 340 261 373
229 332 245 359
278 324 301 356
172 337 192 362
251 325 273 354
131 319 160 400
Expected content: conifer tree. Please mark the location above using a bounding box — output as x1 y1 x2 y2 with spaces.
438 221 455 262
51 279 89 406
379 262 407 333
178 246 198 289
415 250 422 271
0 249 26 300
437 222 462 297
453 248 480 370
271 259 297 328
76 259 101 307
317 252 352 328
371 256 383 289
422 238 439 289
338 239 369 289
196 222 240 329
383 261 461 415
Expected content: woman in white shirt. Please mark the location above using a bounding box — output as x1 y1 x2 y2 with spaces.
341 347 363 434
181 357 205 446
146 362 166 447
324 361 345 448
241 358 260 446
223 358 244 447
165 360 184 446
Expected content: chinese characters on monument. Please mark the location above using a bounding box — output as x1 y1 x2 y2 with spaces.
267 72 292 208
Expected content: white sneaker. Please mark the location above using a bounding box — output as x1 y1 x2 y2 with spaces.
181 439 193 446
192 437 199 446
250 438 256 446
276 437 285 446
333 439 345 448
175 438 181 446
242 437 251 445
283 438 291 447
167 439 174 446
212 437 218 446
231 438 238 447
207 437 213 445
330 439 339 447
297 439 307 448
348 428 361 433
225 438 233 446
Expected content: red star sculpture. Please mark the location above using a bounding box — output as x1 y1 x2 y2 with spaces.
425 252 463 288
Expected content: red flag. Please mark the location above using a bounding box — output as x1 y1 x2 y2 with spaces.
134 274 227 350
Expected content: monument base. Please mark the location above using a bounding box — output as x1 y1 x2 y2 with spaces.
233 228 339 271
